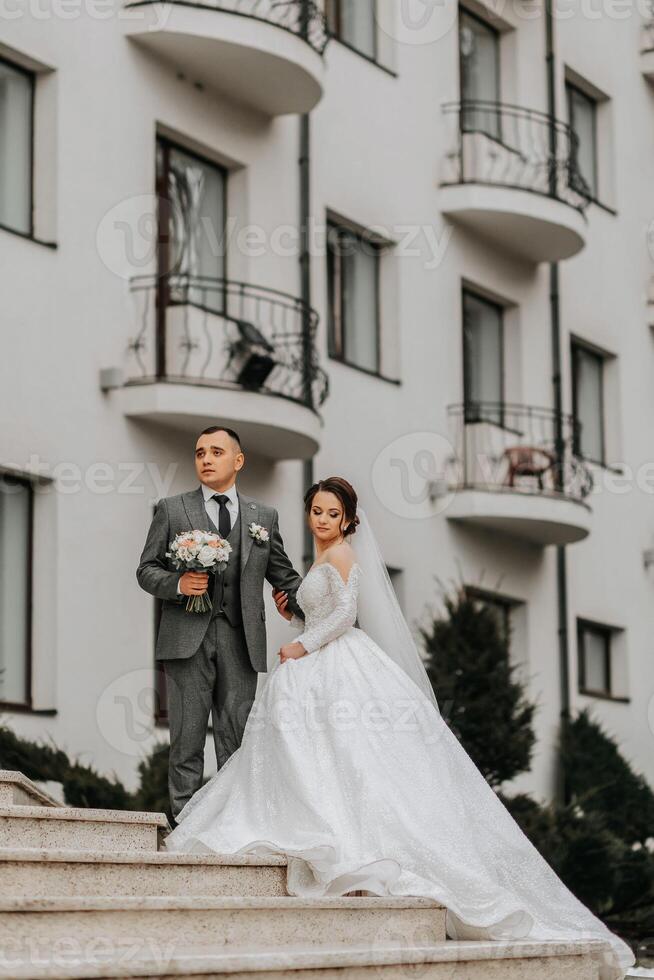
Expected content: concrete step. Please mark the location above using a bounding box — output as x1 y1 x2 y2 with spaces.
0 938 610 979
0 895 446 954
0 847 288 897
0 805 170 852
0 769 63 808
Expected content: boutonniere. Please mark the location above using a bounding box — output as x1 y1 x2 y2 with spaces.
248 522 270 545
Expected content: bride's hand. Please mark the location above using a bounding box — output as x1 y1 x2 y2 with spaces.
278 642 307 663
272 588 293 622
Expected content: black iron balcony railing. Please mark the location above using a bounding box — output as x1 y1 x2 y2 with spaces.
447 402 594 503
441 101 592 213
126 273 329 412
124 0 330 55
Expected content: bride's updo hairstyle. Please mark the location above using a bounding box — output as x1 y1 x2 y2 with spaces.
304 477 360 538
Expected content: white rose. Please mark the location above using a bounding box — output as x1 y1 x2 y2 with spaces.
197 546 217 567
259 528 269 541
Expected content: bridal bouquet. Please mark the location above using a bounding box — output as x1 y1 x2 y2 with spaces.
166 530 232 613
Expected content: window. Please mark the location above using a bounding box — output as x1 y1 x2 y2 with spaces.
466 587 513 653
566 82 598 199
577 620 612 697
325 0 377 61
0 56 34 236
0 475 32 708
571 341 605 464
156 137 227 311
459 9 500 139
462 289 504 425
386 566 404 610
327 220 381 375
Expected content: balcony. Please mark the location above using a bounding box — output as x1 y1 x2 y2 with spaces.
122 0 329 116
439 101 592 263
116 274 329 459
642 17 654 81
444 402 594 547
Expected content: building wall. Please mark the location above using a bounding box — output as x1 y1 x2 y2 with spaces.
0 2 652 798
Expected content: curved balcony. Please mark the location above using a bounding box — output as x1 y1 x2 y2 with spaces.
642 19 654 81
439 101 592 263
122 0 329 115
444 402 594 547
118 274 329 459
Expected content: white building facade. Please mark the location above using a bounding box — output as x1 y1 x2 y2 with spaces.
1 0 653 800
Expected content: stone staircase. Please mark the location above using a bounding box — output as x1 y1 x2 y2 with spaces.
0 770 611 979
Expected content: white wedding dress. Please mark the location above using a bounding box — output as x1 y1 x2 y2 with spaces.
163 546 634 979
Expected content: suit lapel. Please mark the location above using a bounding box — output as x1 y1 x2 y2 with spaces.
182 487 258 574
238 491 258 575
182 486 208 531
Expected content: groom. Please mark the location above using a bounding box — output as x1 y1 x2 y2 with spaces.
136 425 305 820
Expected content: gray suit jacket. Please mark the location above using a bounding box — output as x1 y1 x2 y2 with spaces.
136 486 304 672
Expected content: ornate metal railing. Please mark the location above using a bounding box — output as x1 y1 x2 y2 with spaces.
441 101 592 213
126 274 329 412
446 402 594 503
123 0 330 54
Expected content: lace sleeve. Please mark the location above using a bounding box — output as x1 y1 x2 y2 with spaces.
290 613 305 631
294 566 359 654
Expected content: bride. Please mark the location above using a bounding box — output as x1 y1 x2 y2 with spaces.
163 477 634 979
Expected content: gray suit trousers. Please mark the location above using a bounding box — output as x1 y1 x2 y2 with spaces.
163 615 257 819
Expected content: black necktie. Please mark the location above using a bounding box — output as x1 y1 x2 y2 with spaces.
212 494 232 539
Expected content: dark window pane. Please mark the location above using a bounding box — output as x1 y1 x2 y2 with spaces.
459 12 500 139
0 59 33 235
566 84 597 198
578 622 611 695
327 224 380 373
572 344 604 462
463 290 504 423
0 477 31 705
329 0 377 59
159 141 227 311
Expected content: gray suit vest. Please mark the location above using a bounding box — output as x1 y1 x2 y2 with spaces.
207 508 243 625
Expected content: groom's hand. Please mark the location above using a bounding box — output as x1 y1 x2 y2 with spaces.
179 571 210 596
272 588 293 621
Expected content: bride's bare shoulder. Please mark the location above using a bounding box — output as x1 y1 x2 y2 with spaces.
323 542 357 584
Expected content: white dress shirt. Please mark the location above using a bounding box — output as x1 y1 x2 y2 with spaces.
201 480 239 532
176 483 240 594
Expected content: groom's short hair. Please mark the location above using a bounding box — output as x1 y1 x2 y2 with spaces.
199 425 242 450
